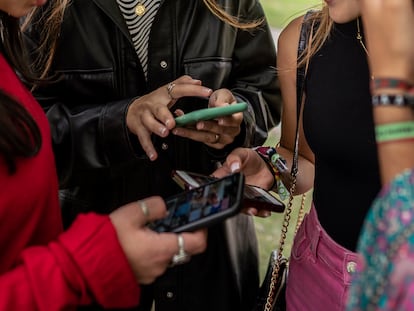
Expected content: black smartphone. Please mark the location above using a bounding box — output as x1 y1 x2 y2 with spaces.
172 170 285 213
150 172 245 233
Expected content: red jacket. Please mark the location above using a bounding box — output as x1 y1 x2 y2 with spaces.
0 54 140 310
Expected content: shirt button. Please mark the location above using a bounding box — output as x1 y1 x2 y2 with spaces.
346 261 357 274
166 291 174 299
161 143 168 150
160 60 168 69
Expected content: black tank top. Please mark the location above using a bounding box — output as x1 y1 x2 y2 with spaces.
303 20 381 251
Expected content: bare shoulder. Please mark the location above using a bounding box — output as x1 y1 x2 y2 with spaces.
277 15 305 71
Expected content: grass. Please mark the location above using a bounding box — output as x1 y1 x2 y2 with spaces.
260 0 322 28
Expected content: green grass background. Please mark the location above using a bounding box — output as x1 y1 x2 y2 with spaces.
261 0 321 28
253 0 321 282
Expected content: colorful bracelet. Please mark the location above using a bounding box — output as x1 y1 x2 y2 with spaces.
371 78 414 92
375 121 414 143
372 94 414 108
253 146 289 200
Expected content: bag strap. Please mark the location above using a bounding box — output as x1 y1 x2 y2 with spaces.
263 11 316 311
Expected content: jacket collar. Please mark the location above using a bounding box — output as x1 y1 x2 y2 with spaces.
91 0 132 44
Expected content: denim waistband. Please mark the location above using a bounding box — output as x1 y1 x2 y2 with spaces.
299 205 361 285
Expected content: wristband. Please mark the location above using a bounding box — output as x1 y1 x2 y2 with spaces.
375 121 414 143
253 146 289 200
371 78 414 92
372 94 414 108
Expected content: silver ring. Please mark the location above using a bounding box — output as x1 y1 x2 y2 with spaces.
170 234 191 267
138 200 149 219
213 134 220 143
166 82 176 100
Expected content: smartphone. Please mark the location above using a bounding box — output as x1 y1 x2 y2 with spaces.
174 102 248 127
172 170 285 213
150 172 245 233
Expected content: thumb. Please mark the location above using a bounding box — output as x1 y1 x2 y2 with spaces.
137 196 168 225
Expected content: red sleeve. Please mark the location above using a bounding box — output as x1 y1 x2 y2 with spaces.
0 214 140 311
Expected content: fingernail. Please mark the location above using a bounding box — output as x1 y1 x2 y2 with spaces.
205 88 213 95
160 127 167 135
230 162 240 172
172 129 178 135
165 119 171 127
148 152 155 161
263 211 271 217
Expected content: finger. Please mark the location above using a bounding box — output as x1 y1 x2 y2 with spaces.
138 196 168 224
172 127 223 145
168 83 212 100
134 123 158 161
180 229 208 255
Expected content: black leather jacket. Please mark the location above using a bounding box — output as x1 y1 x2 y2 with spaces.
25 0 280 310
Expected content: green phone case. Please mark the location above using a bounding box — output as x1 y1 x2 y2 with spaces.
174 102 247 127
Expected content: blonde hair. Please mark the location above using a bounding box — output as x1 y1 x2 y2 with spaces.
202 0 263 29
297 6 333 69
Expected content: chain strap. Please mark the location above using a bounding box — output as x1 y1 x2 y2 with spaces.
263 175 298 311
262 13 316 311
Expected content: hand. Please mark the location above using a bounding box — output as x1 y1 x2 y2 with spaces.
126 75 212 161
109 196 207 284
172 88 243 149
212 147 275 217
360 0 414 81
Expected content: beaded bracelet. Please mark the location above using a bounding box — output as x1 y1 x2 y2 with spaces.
253 146 289 200
372 94 414 108
375 121 414 144
371 78 414 92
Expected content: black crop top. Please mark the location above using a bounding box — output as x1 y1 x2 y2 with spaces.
303 20 381 251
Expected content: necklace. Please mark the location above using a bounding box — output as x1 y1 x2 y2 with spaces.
356 17 374 79
135 1 146 16
356 18 369 56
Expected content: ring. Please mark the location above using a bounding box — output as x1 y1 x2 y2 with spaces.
170 234 191 267
166 82 176 100
213 134 220 143
137 200 149 219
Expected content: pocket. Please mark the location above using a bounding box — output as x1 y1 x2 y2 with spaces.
291 223 312 262
183 58 232 90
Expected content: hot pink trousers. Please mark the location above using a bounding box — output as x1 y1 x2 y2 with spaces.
285 206 361 311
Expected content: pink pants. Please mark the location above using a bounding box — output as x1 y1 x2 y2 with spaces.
286 206 361 311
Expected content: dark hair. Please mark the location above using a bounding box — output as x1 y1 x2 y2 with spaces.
0 12 42 174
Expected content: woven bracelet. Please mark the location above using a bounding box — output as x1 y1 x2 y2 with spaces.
371 78 414 92
253 146 289 200
375 121 414 143
372 94 414 108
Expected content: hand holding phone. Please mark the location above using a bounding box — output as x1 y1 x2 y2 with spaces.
172 170 285 213
174 102 247 127
149 173 245 233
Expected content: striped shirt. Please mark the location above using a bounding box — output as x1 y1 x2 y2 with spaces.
116 0 161 78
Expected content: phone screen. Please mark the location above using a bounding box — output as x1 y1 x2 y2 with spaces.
172 170 285 213
151 173 244 232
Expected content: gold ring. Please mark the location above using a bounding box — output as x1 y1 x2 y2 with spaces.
213 134 220 143
166 82 176 100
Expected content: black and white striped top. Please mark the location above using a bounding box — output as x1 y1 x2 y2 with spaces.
116 0 161 78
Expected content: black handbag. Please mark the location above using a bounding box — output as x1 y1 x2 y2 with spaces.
252 11 317 311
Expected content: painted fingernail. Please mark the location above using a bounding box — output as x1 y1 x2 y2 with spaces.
148 152 155 161
230 162 240 172
160 127 167 135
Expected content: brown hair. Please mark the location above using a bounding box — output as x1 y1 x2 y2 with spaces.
0 12 42 174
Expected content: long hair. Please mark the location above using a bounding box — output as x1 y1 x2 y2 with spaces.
297 6 333 69
0 12 42 174
23 0 263 80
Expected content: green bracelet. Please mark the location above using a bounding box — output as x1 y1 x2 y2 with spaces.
375 121 414 143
